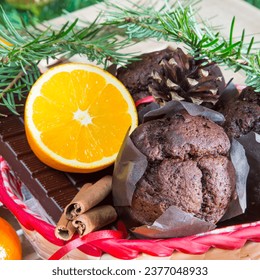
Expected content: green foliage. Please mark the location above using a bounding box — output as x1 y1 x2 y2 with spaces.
39 0 103 21
102 1 260 91
0 0 103 24
245 0 260 9
0 5 135 114
0 63 40 114
0 0 259 114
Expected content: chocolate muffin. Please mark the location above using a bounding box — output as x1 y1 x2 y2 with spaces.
214 87 260 225
126 111 236 226
116 47 225 110
216 86 260 138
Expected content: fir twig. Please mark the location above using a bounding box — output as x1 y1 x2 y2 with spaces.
0 63 40 115
102 1 260 91
0 6 136 114
1 0 260 115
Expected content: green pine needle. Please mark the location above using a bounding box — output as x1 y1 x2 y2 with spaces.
0 6 137 114
1 0 260 115
102 1 260 91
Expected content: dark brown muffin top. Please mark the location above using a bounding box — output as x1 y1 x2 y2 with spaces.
116 48 170 98
217 86 260 138
130 110 231 161
127 111 236 226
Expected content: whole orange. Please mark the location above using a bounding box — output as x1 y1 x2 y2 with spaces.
0 217 22 260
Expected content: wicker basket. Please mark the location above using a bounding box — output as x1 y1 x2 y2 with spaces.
1 156 260 260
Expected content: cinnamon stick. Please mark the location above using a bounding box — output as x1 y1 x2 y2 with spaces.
72 205 117 236
55 213 76 241
64 176 112 220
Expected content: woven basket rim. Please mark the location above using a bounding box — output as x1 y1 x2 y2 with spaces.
1 155 260 260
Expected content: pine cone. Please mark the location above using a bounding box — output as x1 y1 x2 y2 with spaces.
116 47 225 110
149 47 225 108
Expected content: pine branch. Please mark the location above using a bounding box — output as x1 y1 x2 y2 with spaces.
1 0 260 115
102 1 260 91
0 6 137 114
0 12 135 67
0 63 40 115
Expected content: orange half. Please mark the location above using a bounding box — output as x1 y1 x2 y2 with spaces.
24 63 138 173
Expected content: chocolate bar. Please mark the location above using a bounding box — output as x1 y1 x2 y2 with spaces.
0 99 113 223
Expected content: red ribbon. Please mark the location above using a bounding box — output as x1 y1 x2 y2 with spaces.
135 95 155 107
2 156 260 260
48 230 124 260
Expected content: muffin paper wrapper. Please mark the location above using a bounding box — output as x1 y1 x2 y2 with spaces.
112 100 251 239
236 132 260 215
